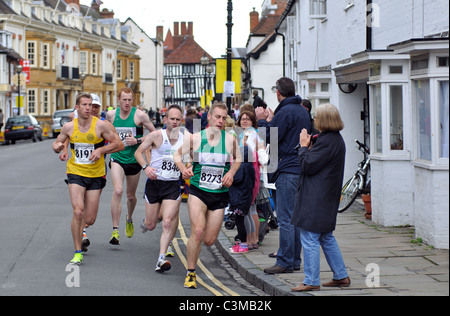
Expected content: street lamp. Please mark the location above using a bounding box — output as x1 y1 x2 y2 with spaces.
80 72 86 92
16 64 23 116
200 55 210 107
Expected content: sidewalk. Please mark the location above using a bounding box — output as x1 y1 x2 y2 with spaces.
216 199 449 296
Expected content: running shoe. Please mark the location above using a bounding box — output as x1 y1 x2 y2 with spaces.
125 217 134 238
70 252 83 266
155 259 172 273
166 243 175 257
140 219 148 233
184 272 197 289
109 230 120 245
229 241 248 254
81 232 90 253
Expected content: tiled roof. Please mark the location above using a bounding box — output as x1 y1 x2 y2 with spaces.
251 15 281 36
164 36 212 64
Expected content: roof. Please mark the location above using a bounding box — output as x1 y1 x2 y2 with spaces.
164 36 212 64
251 15 282 36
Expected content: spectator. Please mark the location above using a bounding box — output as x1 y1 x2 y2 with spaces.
252 90 266 109
291 103 350 292
255 77 311 275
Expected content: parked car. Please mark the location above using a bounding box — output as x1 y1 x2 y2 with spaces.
51 109 74 138
4 115 43 145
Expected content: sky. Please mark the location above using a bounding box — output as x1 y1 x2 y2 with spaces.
80 0 264 58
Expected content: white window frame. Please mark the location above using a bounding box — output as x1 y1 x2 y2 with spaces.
27 89 37 115
42 89 50 115
91 52 98 75
80 51 88 75
129 61 135 81
117 59 122 79
42 43 50 69
309 0 327 19
27 41 37 67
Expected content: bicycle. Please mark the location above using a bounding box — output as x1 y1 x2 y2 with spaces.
338 140 371 213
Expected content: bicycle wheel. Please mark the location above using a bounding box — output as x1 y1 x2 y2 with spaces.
338 176 361 213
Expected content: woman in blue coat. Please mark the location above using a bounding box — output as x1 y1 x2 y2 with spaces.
291 103 350 292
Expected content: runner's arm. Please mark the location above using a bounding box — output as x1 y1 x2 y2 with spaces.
174 133 195 179
222 134 241 187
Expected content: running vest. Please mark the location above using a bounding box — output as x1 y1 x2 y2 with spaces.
150 129 183 181
190 130 231 193
111 107 143 164
67 117 106 178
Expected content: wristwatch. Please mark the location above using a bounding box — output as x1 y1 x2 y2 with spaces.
137 138 142 145
142 164 148 170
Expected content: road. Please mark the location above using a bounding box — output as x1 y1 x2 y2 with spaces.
0 138 263 297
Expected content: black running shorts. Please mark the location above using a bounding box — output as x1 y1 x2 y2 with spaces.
67 174 106 191
189 184 229 211
144 179 182 204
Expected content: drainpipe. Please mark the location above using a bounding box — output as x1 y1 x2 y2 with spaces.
275 28 286 77
366 0 373 50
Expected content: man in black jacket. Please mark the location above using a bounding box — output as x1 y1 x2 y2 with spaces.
252 90 266 109
256 77 311 274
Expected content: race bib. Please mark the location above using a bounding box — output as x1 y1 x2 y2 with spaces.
115 127 136 146
199 166 224 190
74 143 94 165
159 155 180 180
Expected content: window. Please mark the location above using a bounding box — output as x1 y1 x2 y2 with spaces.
439 81 449 158
183 78 196 94
310 0 327 18
80 51 87 74
373 84 383 153
117 59 122 79
42 89 50 114
389 85 404 150
27 41 36 67
91 53 97 75
183 64 195 74
42 43 50 69
129 61 135 81
413 80 431 161
27 89 37 114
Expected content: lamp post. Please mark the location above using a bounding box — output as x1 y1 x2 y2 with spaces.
16 64 23 116
80 72 86 92
200 54 210 107
226 0 233 115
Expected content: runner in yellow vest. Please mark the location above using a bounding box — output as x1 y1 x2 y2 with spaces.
52 93 124 266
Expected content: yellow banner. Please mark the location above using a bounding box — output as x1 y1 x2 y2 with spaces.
216 59 241 94
17 96 23 108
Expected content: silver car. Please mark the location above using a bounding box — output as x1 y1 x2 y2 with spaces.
51 109 74 138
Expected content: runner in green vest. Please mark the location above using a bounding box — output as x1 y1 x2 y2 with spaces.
174 102 241 289
106 88 156 245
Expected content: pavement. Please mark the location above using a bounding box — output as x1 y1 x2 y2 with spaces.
215 199 449 296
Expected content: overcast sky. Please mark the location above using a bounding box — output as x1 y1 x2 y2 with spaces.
80 0 263 58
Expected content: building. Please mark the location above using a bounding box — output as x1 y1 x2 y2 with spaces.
275 0 449 248
244 0 288 109
163 21 215 109
124 18 164 111
0 0 141 123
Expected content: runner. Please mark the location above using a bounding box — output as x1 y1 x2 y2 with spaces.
134 104 186 272
174 102 241 289
52 93 124 265
105 88 156 245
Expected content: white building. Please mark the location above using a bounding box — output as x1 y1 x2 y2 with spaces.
125 18 164 111
276 0 449 248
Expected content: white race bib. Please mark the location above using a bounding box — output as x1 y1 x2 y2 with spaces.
115 127 136 146
199 166 224 190
159 155 180 180
74 143 94 165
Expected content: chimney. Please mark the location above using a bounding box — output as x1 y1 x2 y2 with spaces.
250 8 259 33
99 8 114 19
181 22 187 36
187 22 193 36
174 22 179 36
156 25 164 42
64 0 80 7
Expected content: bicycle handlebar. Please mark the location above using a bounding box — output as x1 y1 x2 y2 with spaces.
355 140 370 154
